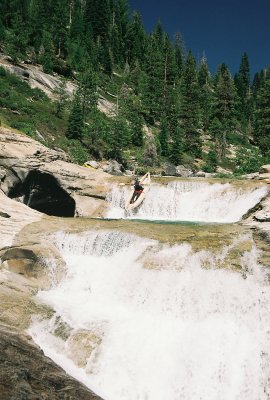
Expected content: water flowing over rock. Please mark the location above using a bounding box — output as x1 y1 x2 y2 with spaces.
107 180 269 223
2 125 270 399
0 199 105 398
25 226 270 400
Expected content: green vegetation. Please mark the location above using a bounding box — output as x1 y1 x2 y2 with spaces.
0 66 68 139
234 148 270 175
0 0 269 174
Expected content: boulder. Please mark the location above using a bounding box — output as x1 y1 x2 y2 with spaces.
254 197 270 222
66 329 102 368
194 170 216 178
242 172 260 180
254 210 270 222
0 245 52 281
162 162 177 176
125 170 134 176
0 127 111 218
216 166 233 175
143 136 159 167
98 97 117 117
85 160 100 169
195 170 207 177
0 167 6 181
260 165 270 174
102 160 124 175
176 165 193 177
0 211 10 218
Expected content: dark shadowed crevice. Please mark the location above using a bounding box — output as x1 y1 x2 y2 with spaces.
8 170 75 217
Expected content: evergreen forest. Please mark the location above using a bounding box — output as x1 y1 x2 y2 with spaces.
0 0 270 175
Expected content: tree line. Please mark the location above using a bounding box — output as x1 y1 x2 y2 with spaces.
0 0 270 170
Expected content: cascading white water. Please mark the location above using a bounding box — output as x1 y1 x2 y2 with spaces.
106 181 268 223
29 230 270 400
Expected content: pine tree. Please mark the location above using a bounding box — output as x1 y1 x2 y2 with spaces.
0 0 11 27
78 65 98 121
0 18 6 42
252 70 265 101
128 59 146 95
99 42 113 76
234 52 251 128
210 64 236 159
112 0 129 66
69 0 84 42
131 114 144 147
5 0 30 58
84 0 110 41
169 125 183 165
198 55 212 130
126 12 147 65
66 90 84 140
118 85 144 147
29 0 51 52
142 34 164 122
115 0 129 39
83 111 110 159
209 117 224 159
254 68 270 155
159 115 169 156
40 31 54 74
110 21 122 66
51 0 69 58
54 78 68 118
179 51 201 156
108 114 130 161
174 32 185 80
153 20 164 51
204 147 218 172
162 34 177 99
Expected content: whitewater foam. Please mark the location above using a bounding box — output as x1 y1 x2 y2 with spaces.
106 181 267 223
29 230 270 400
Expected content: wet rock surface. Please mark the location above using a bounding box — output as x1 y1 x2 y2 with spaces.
0 209 103 398
0 324 102 400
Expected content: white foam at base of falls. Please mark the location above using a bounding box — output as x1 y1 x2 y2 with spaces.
106 181 268 223
29 230 270 400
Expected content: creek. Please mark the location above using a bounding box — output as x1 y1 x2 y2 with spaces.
28 179 270 400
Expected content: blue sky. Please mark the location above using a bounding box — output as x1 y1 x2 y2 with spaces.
128 0 270 78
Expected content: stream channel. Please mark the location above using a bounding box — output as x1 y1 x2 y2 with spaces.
28 179 270 400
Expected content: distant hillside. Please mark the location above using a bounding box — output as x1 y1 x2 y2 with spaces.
0 0 270 175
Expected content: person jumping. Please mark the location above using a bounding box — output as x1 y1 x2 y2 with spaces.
130 178 144 203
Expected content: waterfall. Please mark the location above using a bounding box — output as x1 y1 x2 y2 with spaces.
29 229 270 400
106 181 268 223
